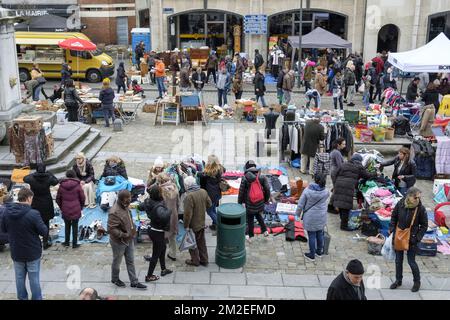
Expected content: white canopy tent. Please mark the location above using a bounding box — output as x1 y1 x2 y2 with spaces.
388 33 450 73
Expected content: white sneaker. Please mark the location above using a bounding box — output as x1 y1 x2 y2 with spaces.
263 231 269 237
245 235 252 243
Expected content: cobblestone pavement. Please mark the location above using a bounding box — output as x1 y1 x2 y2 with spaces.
1 90 448 300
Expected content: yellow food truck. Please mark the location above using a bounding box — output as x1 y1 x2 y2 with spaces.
15 32 115 83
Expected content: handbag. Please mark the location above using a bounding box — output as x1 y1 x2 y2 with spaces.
219 178 230 192
358 82 365 93
104 176 116 186
394 207 418 251
367 233 385 255
11 167 31 183
36 76 46 84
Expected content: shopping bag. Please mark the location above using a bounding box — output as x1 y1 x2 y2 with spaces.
323 226 331 255
179 229 197 251
358 82 365 93
11 167 31 183
381 233 396 261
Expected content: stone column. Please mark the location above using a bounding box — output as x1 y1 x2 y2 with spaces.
0 8 26 141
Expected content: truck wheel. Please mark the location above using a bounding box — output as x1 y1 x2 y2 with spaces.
86 69 101 83
19 68 31 82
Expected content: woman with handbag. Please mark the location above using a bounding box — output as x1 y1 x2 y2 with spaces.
380 147 417 196
389 187 428 292
198 155 226 231
138 185 173 282
297 173 329 262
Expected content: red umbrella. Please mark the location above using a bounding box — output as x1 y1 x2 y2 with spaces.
58 38 97 51
58 38 97 81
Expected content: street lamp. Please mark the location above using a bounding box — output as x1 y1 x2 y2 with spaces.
291 0 303 71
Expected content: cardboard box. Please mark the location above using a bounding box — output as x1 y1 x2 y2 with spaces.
142 104 156 113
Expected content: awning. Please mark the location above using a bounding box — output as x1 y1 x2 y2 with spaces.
14 14 69 32
288 27 352 49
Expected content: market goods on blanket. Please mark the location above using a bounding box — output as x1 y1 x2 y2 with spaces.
276 203 297 215
435 202 450 228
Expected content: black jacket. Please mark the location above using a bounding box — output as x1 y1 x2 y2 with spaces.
422 88 440 111
1 203 48 262
333 160 377 210
406 82 418 101
327 272 367 300
389 199 428 248
0 206 8 244
115 65 126 86
300 120 325 157
254 53 264 70
254 72 266 97
238 169 270 214
198 167 226 204
138 199 171 231
72 160 95 184
99 87 115 107
101 161 128 180
192 71 206 90
64 87 83 106
380 157 416 189
23 172 59 221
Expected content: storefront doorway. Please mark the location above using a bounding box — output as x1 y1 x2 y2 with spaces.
377 24 399 53
168 10 244 56
269 10 347 40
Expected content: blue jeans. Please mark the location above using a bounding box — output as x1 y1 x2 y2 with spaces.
195 89 204 106
103 105 115 127
156 77 166 98
218 89 227 107
13 259 42 300
256 95 267 107
33 84 43 101
206 201 218 225
307 230 324 257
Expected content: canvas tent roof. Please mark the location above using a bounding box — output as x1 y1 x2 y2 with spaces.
288 27 352 49
15 14 69 32
387 33 450 73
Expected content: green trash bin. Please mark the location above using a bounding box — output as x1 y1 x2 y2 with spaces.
215 203 246 269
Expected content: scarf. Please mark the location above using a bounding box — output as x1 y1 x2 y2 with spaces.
343 270 363 300
186 185 200 193
405 197 419 209
77 158 87 177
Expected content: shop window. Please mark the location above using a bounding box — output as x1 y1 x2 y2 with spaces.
377 24 399 53
179 13 205 35
269 13 293 36
207 13 224 22
294 12 313 22
70 50 91 59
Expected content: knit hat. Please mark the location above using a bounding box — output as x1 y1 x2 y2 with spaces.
154 157 164 168
244 160 257 171
346 259 365 275
184 176 197 189
351 154 363 163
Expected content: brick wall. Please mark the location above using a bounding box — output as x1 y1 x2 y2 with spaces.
79 0 136 45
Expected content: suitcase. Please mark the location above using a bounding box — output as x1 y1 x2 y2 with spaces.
417 241 437 257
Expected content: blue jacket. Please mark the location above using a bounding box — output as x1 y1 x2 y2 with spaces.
1 202 48 262
99 87 115 107
297 184 329 232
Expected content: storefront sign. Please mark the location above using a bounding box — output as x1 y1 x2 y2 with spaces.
244 15 267 35
15 10 49 17
163 8 174 14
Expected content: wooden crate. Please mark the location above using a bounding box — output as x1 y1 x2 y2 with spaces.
14 115 43 133
142 104 156 113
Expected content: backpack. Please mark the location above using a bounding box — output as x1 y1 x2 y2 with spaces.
248 175 264 204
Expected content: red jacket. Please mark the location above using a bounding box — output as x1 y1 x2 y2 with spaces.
56 178 85 220
372 57 384 75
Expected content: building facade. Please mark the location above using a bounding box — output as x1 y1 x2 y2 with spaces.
78 0 136 45
144 0 450 61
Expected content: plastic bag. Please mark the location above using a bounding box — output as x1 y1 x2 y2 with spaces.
179 229 197 251
381 233 396 261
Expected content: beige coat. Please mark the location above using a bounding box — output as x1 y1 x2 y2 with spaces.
315 72 327 95
419 104 435 137
160 181 180 236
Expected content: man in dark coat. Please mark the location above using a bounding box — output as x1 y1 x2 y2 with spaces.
300 116 325 175
115 62 127 94
406 77 420 102
389 187 428 293
332 154 377 231
135 41 145 70
1 187 48 300
327 259 367 300
238 161 270 242
254 70 268 107
254 49 264 72
23 164 59 249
